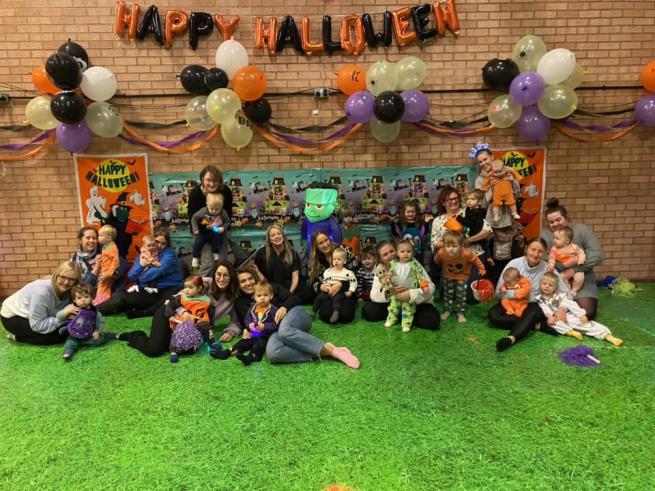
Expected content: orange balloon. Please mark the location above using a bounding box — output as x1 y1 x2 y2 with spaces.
164 10 188 49
640 61 655 93
31 66 59 95
336 65 366 95
339 14 365 56
232 66 267 102
391 6 417 47
301 16 324 55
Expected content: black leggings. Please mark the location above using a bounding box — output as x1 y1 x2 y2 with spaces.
1 315 68 345
487 302 559 343
361 302 441 330
122 305 172 357
314 293 358 324
97 286 179 317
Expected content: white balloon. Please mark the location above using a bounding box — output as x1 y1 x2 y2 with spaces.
536 48 576 85
215 39 249 79
81 66 117 102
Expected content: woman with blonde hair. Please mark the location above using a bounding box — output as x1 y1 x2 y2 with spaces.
1 261 82 345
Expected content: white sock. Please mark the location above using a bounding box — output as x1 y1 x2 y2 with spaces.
192 257 199 267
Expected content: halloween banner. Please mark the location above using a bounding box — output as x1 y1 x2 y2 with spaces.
494 147 545 240
74 153 152 261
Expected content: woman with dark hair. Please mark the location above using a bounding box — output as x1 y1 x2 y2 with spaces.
540 198 603 319
307 230 358 324
225 266 359 368
187 165 235 273
488 237 569 351
70 226 129 290
118 261 241 357
97 227 183 318
430 185 492 302
361 241 440 330
1 261 82 345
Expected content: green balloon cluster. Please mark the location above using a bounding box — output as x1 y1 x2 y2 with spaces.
85 102 123 138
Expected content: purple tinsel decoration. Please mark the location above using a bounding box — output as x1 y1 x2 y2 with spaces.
169 321 203 354
559 345 600 367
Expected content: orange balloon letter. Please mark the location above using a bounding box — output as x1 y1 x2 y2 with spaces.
391 6 417 47
433 0 461 37
214 15 240 41
254 17 278 54
339 14 365 56
115 1 141 40
301 17 324 55
164 10 188 49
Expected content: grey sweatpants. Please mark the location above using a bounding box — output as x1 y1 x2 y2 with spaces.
266 306 324 364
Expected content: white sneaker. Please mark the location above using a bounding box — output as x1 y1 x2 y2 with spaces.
6 333 16 341
384 320 395 328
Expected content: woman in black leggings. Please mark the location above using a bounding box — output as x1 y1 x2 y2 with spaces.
488 237 568 351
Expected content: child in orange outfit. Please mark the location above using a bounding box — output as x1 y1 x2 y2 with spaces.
434 231 486 323
547 226 586 297
92 224 120 306
482 159 522 222
499 267 531 317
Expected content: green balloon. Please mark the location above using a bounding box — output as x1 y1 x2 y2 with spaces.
396 56 427 91
562 64 585 89
488 94 522 128
185 96 217 131
537 85 578 119
370 117 400 144
25 95 58 130
366 61 398 96
512 34 547 72
84 101 123 138
206 88 241 125
221 112 253 149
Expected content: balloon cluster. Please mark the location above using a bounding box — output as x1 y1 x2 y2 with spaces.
179 39 271 150
483 35 583 141
27 40 122 153
635 61 655 126
341 57 429 144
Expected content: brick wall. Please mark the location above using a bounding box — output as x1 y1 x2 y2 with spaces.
1 0 654 296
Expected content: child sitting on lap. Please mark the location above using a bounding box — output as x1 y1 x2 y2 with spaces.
547 226 586 298
190 192 230 272
499 267 531 317
211 282 278 365
537 272 622 346
92 224 120 306
313 247 358 324
355 246 376 302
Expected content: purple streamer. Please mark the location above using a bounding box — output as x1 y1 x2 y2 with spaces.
562 118 636 132
269 122 358 146
119 130 206 148
0 129 55 150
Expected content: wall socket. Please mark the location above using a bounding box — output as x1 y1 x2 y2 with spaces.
313 88 329 98
312 109 320 117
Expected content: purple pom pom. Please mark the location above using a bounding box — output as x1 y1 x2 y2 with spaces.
170 321 203 354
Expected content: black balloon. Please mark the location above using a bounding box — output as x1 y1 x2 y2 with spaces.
180 65 210 95
322 16 343 54
137 5 164 45
189 12 214 50
45 53 82 90
243 98 272 123
204 68 228 91
276 16 302 53
50 91 87 124
58 39 90 71
411 4 437 42
374 91 405 123
361 12 393 48
481 58 520 91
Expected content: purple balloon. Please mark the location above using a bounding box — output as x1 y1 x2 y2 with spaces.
509 72 545 106
517 106 551 141
345 91 376 124
400 90 429 123
56 121 93 153
635 95 655 126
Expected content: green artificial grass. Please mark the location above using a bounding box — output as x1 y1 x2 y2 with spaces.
1 286 655 490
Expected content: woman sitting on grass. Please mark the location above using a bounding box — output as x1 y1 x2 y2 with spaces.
361 241 440 331
220 266 359 368
308 230 359 325
488 237 568 352
254 224 315 304
117 261 241 357
97 227 183 319
1 261 81 345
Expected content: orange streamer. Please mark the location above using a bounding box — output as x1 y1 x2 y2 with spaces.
252 123 362 154
553 121 639 142
0 133 55 161
122 123 220 153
